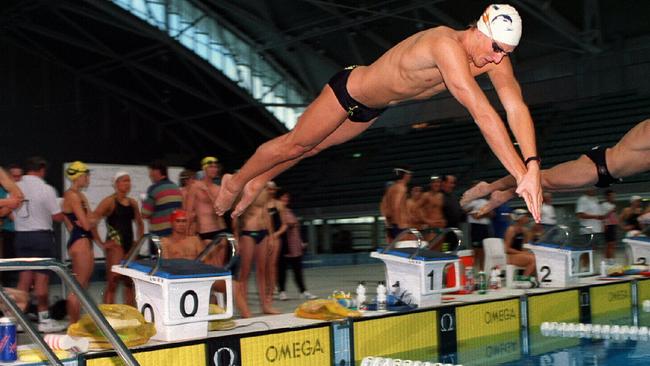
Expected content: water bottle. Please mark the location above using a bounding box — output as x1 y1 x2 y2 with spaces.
477 271 487 294
376 281 387 311
356 282 367 311
464 266 475 293
489 268 500 290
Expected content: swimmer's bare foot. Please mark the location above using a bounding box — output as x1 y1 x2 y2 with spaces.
262 306 282 315
478 189 517 216
460 181 492 208
214 174 240 216
231 179 266 218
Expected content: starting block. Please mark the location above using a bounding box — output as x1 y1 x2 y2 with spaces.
371 230 460 307
624 236 650 265
524 243 593 288
113 259 233 342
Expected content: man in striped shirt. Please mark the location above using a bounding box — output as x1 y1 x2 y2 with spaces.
142 160 183 238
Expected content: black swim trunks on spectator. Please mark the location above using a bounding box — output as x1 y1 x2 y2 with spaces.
328 66 387 122
585 146 622 188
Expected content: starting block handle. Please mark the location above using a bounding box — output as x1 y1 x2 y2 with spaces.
428 227 464 252
195 233 238 264
385 228 425 258
539 225 571 245
123 234 162 272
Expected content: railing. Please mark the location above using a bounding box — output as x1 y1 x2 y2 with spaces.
0 259 139 366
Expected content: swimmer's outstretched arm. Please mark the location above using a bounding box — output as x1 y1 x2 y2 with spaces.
434 38 541 221
487 57 542 222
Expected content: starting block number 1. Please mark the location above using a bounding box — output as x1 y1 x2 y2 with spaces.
427 269 435 291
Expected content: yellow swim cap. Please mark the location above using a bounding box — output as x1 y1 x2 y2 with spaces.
66 161 90 180
201 156 218 168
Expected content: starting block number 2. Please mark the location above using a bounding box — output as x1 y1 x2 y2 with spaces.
540 266 552 283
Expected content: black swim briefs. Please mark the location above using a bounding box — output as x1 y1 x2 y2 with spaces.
585 145 621 188
328 66 387 122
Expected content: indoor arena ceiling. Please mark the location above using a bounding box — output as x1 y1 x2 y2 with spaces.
1 0 650 156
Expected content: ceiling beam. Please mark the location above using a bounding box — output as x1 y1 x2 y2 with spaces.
257 0 445 52
511 0 602 54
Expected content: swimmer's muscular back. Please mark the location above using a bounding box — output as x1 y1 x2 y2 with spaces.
349 27 499 107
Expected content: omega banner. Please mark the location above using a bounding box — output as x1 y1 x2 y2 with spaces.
207 326 330 366
456 298 520 342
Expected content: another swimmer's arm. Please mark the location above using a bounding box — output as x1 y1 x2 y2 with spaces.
93 196 113 221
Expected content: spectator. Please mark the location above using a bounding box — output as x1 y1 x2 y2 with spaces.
266 181 287 304
61 161 97 323
601 190 619 259
0 166 22 258
540 192 557 230
442 175 465 228
186 157 229 266
94 171 144 306
418 176 446 241
380 167 412 242
0 166 23 286
620 195 643 236
142 160 183 238
441 175 465 250
406 185 424 229
14 157 66 332
178 169 196 209
504 209 536 276
465 196 494 270
276 190 317 301
575 188 605 247
492 203 513 239
234 184 278 317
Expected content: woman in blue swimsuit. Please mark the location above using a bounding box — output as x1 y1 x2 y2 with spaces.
62 161 97 323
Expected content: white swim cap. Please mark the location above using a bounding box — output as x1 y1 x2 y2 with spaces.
113 171 130 185
511 208 529 221
477 4 522 47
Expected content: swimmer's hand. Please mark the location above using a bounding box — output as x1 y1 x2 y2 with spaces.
516 167 542 223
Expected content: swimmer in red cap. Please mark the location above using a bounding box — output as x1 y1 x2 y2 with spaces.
215 4 542 223
161 209 203 260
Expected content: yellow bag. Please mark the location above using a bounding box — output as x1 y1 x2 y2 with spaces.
208 304 236 331
67 304 156 350
295 300 361 321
